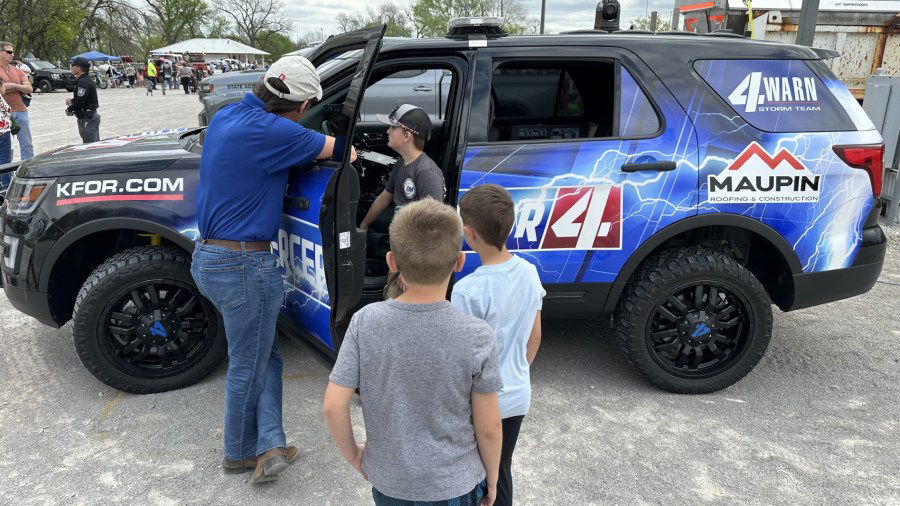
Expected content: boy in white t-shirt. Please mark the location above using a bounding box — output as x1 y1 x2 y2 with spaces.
451 184 546 506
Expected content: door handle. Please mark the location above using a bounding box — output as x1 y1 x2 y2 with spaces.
620 161 677 173
413 86 432 92
283 195 310 210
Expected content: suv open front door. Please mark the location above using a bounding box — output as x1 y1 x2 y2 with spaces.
277 25 385 356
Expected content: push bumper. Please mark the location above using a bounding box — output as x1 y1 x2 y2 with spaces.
788 223 887 311
2 282 59 327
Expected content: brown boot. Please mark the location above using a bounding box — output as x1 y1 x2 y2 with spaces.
222 456 258 474
250 448 288 484
284 446 300 465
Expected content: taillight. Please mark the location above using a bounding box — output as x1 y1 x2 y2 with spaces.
833 144 884 198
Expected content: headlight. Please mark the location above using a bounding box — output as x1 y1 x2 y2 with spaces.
5 178 55 216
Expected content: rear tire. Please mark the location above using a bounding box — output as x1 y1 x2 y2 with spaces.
614 247 773 393
72 246 226 394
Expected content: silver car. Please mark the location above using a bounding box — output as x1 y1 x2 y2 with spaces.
197 50 450 126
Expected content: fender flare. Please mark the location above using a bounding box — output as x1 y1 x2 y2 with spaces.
600 213 803 314
39 218 195 292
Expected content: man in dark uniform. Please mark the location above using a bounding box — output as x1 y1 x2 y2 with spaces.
65 57 100 143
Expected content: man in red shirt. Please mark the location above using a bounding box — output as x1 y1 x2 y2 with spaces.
0 41 33 161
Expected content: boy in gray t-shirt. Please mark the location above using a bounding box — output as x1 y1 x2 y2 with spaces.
359 104 445 228
325 199 504 505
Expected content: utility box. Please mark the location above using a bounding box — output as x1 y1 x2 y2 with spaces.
863 72 900 222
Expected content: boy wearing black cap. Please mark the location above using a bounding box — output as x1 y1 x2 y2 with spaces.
65 57 100 143
359 104 446 230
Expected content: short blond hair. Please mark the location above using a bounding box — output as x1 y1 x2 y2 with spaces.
389 198 462 285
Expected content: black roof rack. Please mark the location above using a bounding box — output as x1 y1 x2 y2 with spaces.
560 29 610 34
704 29 745 38
657 30 700 36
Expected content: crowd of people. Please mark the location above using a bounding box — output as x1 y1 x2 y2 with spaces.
194 55 543 506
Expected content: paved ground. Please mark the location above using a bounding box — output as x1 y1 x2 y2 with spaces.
1 88 899 504
11 85 200 162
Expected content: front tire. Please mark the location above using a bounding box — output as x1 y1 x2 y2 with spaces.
614 247 773 393
37 79 52 93
72 246 226 394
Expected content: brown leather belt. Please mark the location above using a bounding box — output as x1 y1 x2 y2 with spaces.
201 239 270 252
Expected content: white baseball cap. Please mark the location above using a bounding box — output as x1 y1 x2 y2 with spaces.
263 56 322 102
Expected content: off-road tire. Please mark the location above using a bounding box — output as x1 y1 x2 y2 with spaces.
614 247 773 393
72 246 226 393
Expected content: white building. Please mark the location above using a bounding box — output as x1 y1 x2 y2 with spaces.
150 38 270 65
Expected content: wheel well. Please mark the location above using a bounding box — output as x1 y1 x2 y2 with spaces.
626 225 795 310
46 230 188 325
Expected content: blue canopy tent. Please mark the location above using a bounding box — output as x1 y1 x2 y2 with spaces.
70 50 121 62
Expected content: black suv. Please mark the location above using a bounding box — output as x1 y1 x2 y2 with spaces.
0 23 886 395
23 59 76 93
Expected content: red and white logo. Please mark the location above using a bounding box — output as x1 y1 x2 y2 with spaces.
539 186 622 249
708 142 820 204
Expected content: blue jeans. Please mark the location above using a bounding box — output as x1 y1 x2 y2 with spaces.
11 112 33 160
0 130 11 165
190 242 286 460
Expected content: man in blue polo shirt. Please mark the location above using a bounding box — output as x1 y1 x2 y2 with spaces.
190 56 352 485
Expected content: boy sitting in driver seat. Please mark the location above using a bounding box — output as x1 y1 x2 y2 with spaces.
359 103 446 298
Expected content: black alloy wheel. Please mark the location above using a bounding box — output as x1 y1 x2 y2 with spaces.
647 281 750 379
101 279 215 379
73 246 227 393
614 247 772 393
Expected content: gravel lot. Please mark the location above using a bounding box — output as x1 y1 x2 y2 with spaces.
1 88 898 504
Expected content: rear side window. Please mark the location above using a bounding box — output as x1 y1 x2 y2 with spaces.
694 59 855 132
488 60 660 142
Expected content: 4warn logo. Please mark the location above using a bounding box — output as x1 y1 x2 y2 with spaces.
509 185 622 251
708 143 820 204
728 72 820 113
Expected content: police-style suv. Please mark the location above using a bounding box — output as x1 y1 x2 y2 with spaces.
0 23 886 394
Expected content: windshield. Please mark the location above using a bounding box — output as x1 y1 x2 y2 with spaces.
30 60 57 70
316 49 362 77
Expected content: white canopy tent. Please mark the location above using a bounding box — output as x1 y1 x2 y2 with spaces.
150 38 270 65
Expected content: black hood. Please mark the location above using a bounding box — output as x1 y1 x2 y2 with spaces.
17 128 200 178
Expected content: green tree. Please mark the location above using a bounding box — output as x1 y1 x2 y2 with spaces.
217 0 291 48
257 30 294 60
409 0 537 37
336 3 412 37
628 15 672 32
144 0 212 45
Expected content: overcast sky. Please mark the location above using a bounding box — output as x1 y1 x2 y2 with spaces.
281 0 680 42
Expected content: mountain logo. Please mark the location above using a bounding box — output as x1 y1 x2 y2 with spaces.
707 143 820 204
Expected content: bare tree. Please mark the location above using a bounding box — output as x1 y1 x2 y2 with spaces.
217 0 291 48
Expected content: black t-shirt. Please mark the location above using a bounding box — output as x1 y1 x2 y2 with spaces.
385 153 445 208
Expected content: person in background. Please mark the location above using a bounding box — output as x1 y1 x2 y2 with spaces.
146 59 157 90
0 76 13 173
451 184 545 506
0 42 33 161
65 57 100 143
124 64 136 88
178 63 192 94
